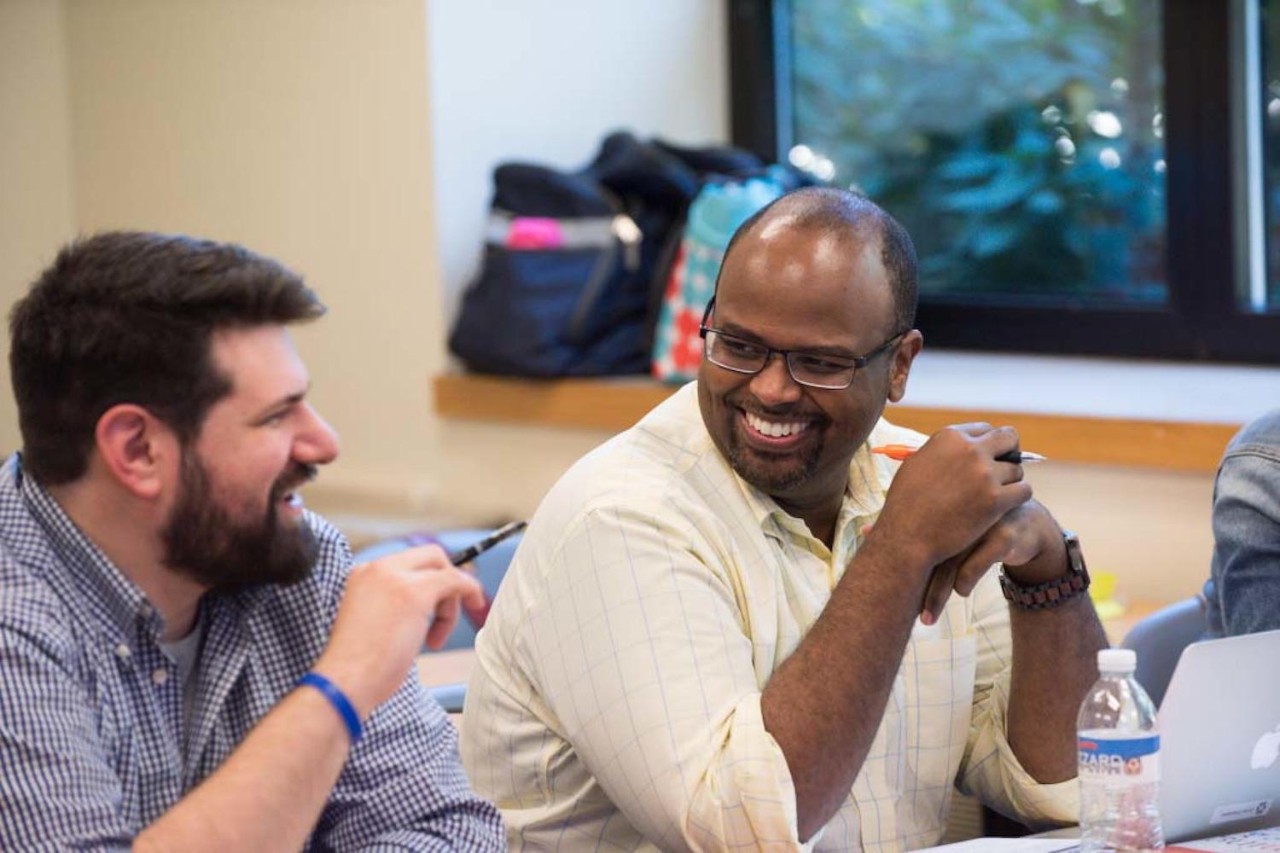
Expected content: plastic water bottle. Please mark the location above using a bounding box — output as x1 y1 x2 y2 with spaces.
1077 648 1164 851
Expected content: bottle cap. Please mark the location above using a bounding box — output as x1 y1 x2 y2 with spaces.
1097 647 1137 673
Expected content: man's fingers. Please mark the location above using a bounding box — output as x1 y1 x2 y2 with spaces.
426 597 461 650
419 569 485 650
920 555 961 626
364 542 451 572
972 424 1022 460
996 481 1034 516
951 536 1008 598
947 422 994 437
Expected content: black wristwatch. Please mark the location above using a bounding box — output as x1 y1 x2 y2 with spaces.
999 529 1091 611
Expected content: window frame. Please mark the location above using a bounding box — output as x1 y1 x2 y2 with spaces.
727 0 1280 363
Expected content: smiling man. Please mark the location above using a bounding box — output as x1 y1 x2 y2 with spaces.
462 187 1107 850
0 232 505 850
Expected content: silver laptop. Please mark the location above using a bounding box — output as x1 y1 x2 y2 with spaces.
1159 628 1280 842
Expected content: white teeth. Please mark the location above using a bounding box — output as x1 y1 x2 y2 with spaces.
745 412 810 438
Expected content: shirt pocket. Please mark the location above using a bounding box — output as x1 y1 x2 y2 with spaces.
898 636 978 840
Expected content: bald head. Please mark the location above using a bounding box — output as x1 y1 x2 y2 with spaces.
720 187 918 333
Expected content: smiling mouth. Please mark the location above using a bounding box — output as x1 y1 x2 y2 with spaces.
742 410 815 442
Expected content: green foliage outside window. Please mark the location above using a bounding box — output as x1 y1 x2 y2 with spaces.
790 0 1166 302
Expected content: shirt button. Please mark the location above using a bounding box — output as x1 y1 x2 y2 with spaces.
151 668 170 686
139 603 154 618
114 643 131 660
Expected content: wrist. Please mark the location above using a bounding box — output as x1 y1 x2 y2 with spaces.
1001 515 1069 585
1000 530 1091 612
297 671 363 744
853 530 935 600
309 657 378 720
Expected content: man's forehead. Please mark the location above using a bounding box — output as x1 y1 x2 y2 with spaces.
724 222 888 293
208 325 308 397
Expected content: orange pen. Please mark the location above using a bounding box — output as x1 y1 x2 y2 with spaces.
871 444 1046 464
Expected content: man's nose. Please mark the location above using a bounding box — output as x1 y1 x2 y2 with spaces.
294 404 340 465
748 353 803 405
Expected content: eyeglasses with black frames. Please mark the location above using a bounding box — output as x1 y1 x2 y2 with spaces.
697 296 906 390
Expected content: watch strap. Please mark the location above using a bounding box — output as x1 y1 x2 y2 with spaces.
999 530 1091 611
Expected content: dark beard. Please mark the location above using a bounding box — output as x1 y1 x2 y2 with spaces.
162 452 319 593
724 415 825 496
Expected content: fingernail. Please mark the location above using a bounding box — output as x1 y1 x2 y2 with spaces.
920 610 934 626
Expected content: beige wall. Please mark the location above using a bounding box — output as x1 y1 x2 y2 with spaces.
62 0 443 510
0 0 77 454
0 0 1216 607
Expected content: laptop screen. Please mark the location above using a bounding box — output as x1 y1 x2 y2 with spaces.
1157 628 1280 842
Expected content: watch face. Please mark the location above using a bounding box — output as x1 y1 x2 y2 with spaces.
1063 531 1090 581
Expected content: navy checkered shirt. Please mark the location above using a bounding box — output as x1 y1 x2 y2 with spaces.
0 455 505 850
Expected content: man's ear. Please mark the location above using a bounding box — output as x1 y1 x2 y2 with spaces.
886 329 923 404
93 405 178 500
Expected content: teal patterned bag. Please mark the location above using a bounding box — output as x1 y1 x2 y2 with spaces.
650 169 791 383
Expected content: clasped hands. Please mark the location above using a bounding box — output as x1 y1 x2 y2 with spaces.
869 423 1069 625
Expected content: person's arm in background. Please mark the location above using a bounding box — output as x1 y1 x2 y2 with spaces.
1211 411 1280 637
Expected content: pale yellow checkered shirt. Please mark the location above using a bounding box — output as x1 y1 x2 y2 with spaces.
461 383 1077 851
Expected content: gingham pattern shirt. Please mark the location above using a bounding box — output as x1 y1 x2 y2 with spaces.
0 454 505 851
461 383 1077 851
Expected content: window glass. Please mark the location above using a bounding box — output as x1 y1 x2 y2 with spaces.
1263 0 1280 311
789 0 1166 304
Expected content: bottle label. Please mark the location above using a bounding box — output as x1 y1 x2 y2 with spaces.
1078 733 1160 786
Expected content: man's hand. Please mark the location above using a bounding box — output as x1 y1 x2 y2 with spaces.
312 546 485 718
919 500 1066 624
869 423 1033 575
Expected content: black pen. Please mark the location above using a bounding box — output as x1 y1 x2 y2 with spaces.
871 444 1047 464
446 520 528 566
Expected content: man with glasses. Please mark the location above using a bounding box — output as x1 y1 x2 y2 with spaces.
462 187 1106 849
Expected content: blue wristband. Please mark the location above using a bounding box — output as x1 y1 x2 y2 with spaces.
298 672 362 744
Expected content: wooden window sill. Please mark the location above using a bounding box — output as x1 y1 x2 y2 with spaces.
433 372 1244 473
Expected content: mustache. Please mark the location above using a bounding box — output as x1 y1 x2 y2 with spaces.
272 463 318 499
730 396 826 423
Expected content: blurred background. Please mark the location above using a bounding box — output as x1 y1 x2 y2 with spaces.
3 0 1277 607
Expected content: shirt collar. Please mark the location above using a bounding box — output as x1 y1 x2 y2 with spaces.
645 383 896 554
19 458 170 640
728 436 891 553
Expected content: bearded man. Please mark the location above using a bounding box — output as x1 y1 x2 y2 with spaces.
0 232 505 850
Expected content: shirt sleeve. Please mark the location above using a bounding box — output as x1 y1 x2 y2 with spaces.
1210 425 1280 636
956 570 1079 828
515 502 813 851
305 525 506 851
0 615 135 851
311 671 506 851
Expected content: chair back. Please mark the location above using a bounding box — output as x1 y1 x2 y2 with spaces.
1121 595 1208 707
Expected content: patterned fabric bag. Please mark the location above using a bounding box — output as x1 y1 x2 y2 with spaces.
650 169 791 382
